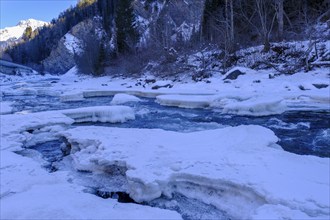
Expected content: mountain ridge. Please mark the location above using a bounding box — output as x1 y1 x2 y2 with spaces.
0 18 49 42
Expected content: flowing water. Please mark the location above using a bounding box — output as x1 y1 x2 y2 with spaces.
4 91 329 157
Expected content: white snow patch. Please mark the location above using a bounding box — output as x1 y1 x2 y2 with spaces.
110 93 141 105
1 183 181 219
251 204 325 220
63 33 82 55
0 101 14 114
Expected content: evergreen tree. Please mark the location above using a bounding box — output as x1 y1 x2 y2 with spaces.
23 26 33 41
115 0 139 54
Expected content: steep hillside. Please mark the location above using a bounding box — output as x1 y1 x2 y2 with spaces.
4 0 330 76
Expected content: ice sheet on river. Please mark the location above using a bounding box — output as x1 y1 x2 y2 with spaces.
62 126 330 219
61 106 135 123
0 111 180 219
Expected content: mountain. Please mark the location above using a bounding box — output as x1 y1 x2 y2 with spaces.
0 19 49 49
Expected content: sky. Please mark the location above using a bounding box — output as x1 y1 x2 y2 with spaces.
0 0 78 29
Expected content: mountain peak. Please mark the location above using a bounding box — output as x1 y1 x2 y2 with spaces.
16 19 48 29
1 19 49 43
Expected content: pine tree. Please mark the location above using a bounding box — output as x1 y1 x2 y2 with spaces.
115 0 139 54
23 26 33 41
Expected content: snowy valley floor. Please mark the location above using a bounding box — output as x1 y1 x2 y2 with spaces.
0 66 329 219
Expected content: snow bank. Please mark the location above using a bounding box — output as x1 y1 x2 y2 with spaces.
156 95 214 108
221 96 286 116
110 93 141 105
61 106 135 123
0 101 14 114
61 126 329 219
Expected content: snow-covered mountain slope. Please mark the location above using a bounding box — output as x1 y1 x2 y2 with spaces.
0 19 48 43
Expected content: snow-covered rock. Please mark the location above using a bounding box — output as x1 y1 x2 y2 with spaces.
111 93 141 105
61 125 329 220
61 106 135 123
63 33 82 55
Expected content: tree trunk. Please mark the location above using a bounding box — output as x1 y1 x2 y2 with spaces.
263 37 271 52
230 0 234 43
277 0 284 41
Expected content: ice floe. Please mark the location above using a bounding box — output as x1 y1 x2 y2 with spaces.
61 106 135 123
156 95 214 108
221 96 286 116
61 125 330 219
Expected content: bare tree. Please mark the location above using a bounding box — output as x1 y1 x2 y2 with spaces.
239 0 276 52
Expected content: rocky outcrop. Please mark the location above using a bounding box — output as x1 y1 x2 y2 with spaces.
42 18 102 74
41 38 75 74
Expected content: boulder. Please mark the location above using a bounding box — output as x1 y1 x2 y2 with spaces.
224 69 245 80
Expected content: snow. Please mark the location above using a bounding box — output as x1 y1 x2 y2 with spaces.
61 125 330 219
61 106 135 123
0 101 13 114
110 93 141 105
63 33 82 55
1 182 181 219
